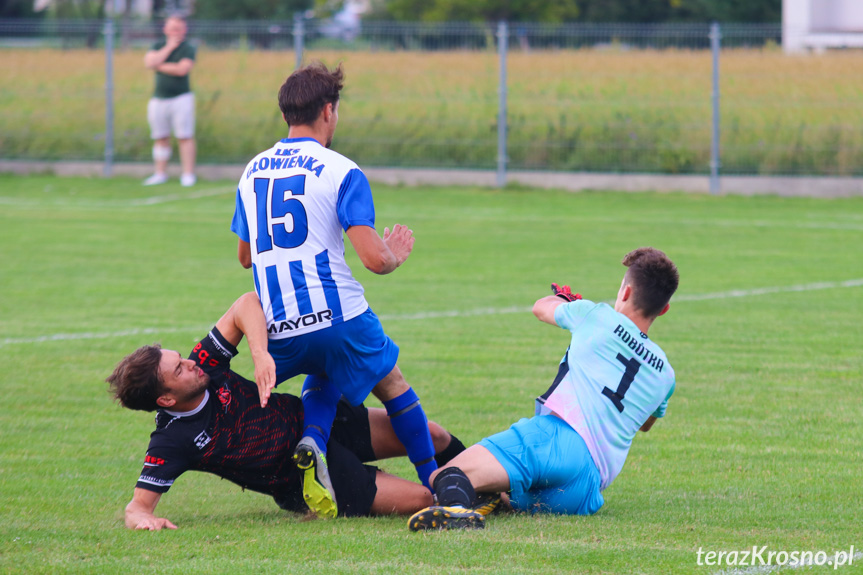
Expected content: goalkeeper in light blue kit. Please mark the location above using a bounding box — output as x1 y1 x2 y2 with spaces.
409 247 679 530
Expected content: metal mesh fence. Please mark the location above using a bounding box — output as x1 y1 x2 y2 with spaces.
1 18 861 177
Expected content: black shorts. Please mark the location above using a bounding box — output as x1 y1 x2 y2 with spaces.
274 400 380 517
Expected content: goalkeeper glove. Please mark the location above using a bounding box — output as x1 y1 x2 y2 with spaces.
551 283 582 302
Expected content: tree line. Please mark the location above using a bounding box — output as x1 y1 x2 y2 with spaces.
0 0 780 22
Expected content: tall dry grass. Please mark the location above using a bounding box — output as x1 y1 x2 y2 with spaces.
2 46 862 174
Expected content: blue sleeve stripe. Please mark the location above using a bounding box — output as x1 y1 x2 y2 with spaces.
315 250 344 325
337 168 375 231
290 260 313 316
230 188 250 242
265 264 287 321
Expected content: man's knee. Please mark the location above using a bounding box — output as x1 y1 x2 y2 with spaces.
372 366 409 402
428 421 450 452
152 144 171 161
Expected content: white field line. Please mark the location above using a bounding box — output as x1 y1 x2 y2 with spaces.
712 550 863 575
0 326 204 346
2 278 862 348
0 186 231 208
586 216 863 232
673 278 863 302
126 187 233 206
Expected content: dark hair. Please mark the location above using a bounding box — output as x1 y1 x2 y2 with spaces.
278 62 344 127
621 247 679 318
107 344 165 412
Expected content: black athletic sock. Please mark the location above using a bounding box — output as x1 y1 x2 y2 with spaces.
432 466 475 508
434 434 467 467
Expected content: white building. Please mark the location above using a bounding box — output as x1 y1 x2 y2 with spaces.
783 0 863 52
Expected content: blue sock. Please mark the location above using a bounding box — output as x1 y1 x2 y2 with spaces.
383 388 438 489
300 375 341 453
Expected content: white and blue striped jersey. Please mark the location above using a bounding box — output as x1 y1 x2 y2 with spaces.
536 300 675 491
231 137 374 339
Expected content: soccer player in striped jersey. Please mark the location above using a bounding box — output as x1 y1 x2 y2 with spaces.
408 247 680 530
109 293 467 530
230 63 437 518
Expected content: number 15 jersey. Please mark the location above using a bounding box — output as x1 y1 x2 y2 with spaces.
231 137 374 340
536 299 676 491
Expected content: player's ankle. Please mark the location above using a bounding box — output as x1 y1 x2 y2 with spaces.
302 427 328 453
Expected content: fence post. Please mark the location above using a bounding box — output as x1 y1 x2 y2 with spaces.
294 12 305 70
709 22 721 195
496 20 508 188
103 17 115 177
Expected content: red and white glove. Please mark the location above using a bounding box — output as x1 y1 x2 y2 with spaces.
551 283 582 302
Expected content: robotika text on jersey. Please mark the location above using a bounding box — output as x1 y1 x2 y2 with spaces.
613 324 665 372
245 148 325 179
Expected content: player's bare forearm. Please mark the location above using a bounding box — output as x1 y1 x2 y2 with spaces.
154 60 193 76
143 51 166 69
215 295 246 347
347 225 413 275
237 239 252 268
231 292 269 358
230 292 276 407
125 489 176 531
640 416 657 432
533 295 565 325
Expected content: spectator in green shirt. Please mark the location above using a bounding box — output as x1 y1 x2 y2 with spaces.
143 16 197 187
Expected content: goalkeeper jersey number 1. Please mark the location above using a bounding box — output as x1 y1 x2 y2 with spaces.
536 300 676 491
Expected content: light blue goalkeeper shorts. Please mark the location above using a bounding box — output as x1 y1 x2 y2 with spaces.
479 414 604 515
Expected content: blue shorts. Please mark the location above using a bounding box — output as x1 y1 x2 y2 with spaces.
267 308 399 406
479 414 604 515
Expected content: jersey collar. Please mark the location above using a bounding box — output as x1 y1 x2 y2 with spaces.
163 389 210 418
279 137 320 145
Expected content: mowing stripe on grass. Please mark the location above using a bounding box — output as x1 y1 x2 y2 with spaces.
2 193 863 232
378 304 530 321
3 278 861 348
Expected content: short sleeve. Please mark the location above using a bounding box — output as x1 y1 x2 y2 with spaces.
336 168 375 231
553 299 595 332
652 380 675 418
135 440 190 494
230 188 250 242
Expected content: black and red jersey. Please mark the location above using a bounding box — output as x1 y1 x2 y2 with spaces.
136 327 304 501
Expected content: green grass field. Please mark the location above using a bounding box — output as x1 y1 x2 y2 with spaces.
1 174 861 574
3 47 863 175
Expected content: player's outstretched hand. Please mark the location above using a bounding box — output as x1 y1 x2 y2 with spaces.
383 223 415 268
551 283 582 302
134 516 177 531
252 351 277 408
